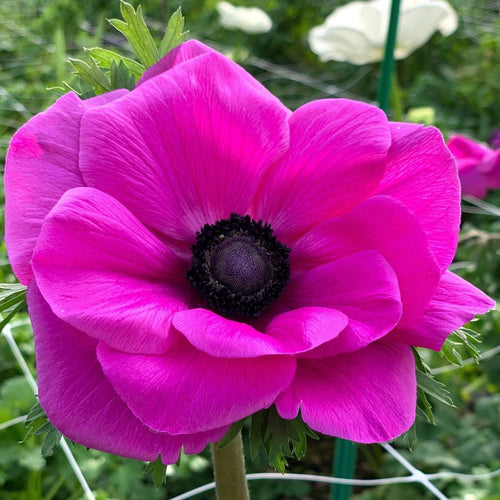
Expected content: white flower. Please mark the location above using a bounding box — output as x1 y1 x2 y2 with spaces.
217 1 273 34
309 0 458 64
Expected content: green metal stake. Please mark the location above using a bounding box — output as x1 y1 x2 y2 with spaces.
377 0 402 112
331 438 357 500
331 2 402 499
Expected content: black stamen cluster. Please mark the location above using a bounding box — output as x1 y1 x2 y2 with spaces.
186 213 291 317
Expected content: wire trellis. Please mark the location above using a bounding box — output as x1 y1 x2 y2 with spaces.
2 2 500 498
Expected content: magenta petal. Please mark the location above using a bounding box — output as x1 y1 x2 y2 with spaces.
32 187 190 354
388 271 495 350
253 99 390 241
275 342 416 443
97 338 296 434
174 307 348 357
80 51 290 245
375 126 459 271
28 283 227 465
389 121 424 142
4 90 127 284
292 195 441 327
282 250 402 356
138 40 218 85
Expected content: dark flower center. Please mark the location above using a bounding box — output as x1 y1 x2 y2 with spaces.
186 213 291 317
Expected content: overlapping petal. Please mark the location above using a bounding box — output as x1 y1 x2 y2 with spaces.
282 250 402 356
253 99 391 242
276 342 416 442
80 51 290 245
97 337 296 435
4 90 127 284
388 271 495 350
375 126 459 271
32 187 190 354
292 196 441 327
28 283 228 464
174 307 348 357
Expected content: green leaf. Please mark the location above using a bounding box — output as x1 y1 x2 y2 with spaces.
441 339 463 366
217 418 247 449
144 454 167 488
249 407 318 472
109 1 159 68
25 402 47 424
41 427 62 457
417 388 436 424
249 410 266 460
0 301 26 332
159 7 189 58
69 57 111 94
416 369 454 407
110 60 136 91
85 47 145 79
454 327 481 363
0 283 27 312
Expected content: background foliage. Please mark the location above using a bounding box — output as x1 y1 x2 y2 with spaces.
1 0 499 499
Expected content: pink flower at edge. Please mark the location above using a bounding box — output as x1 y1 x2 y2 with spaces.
447 134 500 198
5 40 495 464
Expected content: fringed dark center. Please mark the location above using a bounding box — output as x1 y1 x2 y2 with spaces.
186 213 291 317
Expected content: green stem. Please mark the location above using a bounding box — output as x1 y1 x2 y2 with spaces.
331 438 358 500
377 0 402 112
211 431 250 500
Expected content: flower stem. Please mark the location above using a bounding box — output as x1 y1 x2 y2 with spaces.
211 431 250 500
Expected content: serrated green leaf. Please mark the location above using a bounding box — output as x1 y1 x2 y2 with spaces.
417 388 436 424
441 339 463 366
32 421 55 436
0 301 26 332
144 454 167 488
249 410 266 460
217 418 247 449
0 284 26 306
110 60 136 90
86 47 145 79
69 57 111 94
109 1 158 68
454 327 481 362
159 7 189 58
41 427 62 457
25 402 47 424
412 347 432 374
416 369 454 407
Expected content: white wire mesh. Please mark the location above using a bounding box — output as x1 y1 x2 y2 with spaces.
1 3 500 498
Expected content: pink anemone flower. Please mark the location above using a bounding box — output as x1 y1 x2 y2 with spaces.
5 40 494 465
447 134 500 198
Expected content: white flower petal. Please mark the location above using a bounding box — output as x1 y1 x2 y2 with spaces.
217 1 273 34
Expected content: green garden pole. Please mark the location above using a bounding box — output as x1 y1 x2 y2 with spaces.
377 0 402 112
332 2 402 499
331 438 358 500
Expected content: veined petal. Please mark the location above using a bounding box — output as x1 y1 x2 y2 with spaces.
174 307 348 357
388 271 495 350
282 250 402 357
97 338 296 435
4 90 127 284
137 40 215 85
253 99 390 242
32 187 190 355
80 51 290 246
276 342 416 443
292 195 441 327
375 126 459 271
28 283 227 465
